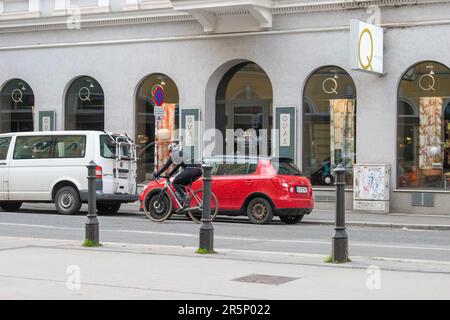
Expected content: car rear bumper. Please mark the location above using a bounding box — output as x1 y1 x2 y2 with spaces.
273 197 314 211
276 208 313 216
80 191 139 203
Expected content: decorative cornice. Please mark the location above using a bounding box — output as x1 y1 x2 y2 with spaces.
1 18 450 52
272 0 450 14
0 0 448 33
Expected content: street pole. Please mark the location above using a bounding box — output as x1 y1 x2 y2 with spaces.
199 164 214 253
332 164 348 263
85 160 99 245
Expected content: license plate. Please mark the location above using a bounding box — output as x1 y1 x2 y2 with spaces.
118 172 128 179
296 186 308 194
115 170 129 179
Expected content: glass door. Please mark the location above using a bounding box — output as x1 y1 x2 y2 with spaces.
228 104 271 156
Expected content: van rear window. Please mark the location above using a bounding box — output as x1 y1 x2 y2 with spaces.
100 135 116 159
100 135 132 159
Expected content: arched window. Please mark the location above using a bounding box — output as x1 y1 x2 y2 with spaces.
0 79 34 133
65 76 104 131
135 74 179 182
216 62 273 156
303 66 357 186
398 61 450 189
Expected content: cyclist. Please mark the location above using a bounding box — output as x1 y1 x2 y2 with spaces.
152 141 202 208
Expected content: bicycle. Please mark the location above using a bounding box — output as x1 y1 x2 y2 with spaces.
145 175 219 223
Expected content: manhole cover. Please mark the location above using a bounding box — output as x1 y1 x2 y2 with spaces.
233 274 299 286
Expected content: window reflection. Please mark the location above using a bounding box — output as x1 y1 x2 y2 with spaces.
398 61 450 189
135 74 179 182
65 76 104 131
216 62 273 156
0 79 34 133
303 66 357 186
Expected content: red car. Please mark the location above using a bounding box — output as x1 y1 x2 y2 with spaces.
139 156 314 224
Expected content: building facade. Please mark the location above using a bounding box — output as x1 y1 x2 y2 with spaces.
1 0 450 214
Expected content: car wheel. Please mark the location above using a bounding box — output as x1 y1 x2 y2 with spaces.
0 202 23 212
97 203 121 215
246 197 273 224
55 186 82 215
279 215 304 224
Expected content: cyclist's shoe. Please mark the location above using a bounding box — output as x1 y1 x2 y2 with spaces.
175 198 189 214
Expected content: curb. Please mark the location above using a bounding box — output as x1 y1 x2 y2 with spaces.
302 220 450 231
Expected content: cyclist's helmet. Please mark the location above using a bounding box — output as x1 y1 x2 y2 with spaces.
168 141 179 153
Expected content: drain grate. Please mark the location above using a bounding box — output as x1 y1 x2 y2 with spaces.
233 274 299 286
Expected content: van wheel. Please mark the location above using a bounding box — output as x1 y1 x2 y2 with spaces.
279 215 304 224
97 203 121 215
0 202 22 212
246 197 273 224
55 186 82 215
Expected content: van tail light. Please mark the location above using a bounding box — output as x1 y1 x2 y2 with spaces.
271 178 289 191
95 166 103 179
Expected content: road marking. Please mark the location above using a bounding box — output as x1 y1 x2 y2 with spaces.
1 221 450 253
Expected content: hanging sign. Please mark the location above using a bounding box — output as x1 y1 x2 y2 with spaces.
152 85 165 107
350 19 384 75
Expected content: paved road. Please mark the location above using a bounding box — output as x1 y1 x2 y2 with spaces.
1 205 450 262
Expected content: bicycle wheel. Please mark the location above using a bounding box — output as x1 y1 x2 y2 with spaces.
187 190 219 224
145 191 173 222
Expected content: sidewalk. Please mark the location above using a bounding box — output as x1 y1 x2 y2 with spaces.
1 236 450 300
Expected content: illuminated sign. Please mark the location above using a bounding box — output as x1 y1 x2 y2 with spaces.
350 19 384 75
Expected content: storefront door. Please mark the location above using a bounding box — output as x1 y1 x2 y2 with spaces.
227 102 270 155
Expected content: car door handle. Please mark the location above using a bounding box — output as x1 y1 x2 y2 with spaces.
0 162 7 166
245 180 254 184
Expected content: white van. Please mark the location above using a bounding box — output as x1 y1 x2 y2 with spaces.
0 131 139 215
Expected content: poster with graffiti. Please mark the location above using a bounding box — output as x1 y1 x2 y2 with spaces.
354 165 390 201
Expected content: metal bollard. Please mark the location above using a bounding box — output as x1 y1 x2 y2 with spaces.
199 164 214 253
332 164 348 262
86 161 99 245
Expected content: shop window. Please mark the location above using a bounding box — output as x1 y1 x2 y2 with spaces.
303 66 357 186
135 74 179 182
65 76 104 131
216 62 273 156
0 79 34 133
398 61 450 189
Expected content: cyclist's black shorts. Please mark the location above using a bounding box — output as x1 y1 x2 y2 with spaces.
173 166 203 188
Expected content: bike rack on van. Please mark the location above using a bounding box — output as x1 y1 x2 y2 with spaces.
105 132 138 194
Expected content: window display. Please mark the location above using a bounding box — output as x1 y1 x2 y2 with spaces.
303 66 357 186
135 74 179 182
0 79 34 133
398 61 450 189
65 76 104 131
215 62 273 156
